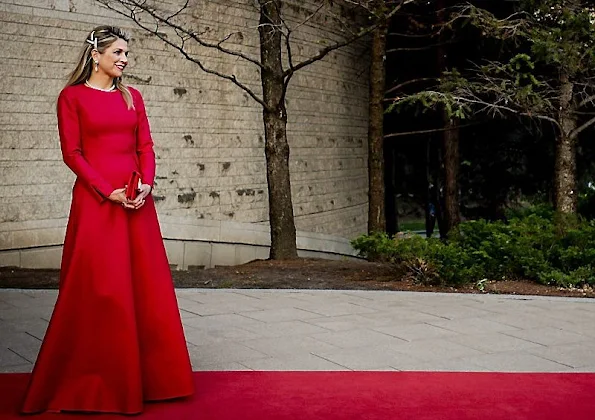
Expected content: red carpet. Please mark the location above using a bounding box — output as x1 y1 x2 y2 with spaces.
1 371 594 419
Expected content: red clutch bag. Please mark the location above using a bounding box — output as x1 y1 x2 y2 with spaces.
125 171 141 200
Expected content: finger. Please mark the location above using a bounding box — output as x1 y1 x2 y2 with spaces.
132 193 148 205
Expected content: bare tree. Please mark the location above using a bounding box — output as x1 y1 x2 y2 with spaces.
98 0 412 259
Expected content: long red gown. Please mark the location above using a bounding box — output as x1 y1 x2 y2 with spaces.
21 84 194 414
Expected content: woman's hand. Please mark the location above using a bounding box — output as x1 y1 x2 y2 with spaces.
108 188 135 209
130 183 152 210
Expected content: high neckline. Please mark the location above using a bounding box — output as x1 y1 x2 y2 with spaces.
84 80 116 92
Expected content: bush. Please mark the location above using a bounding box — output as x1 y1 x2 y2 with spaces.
426 242 485 286
351 209 595 288
350 232 396 262
504 203 554 220
578 183 595 219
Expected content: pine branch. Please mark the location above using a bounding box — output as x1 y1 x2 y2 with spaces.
394 90 561 129
384 122 480 138
386 40 455 53
385 77 437 95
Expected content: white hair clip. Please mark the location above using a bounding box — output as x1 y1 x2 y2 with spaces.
86 31 98 50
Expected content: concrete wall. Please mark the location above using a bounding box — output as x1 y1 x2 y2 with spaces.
0 215 361 269
0 0 370 267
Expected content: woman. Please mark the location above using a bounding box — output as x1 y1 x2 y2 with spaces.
21 26 194 414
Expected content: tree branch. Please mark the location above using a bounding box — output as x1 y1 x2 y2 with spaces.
283 0 417 78
98 0 263 69
165 0 189 21
577 93 595 109
388 31 439 38
399 90 562 130
386 40 456 53
97 0 267 109
384 122 480 138
289 2 325 34
454 94 560 128
570 115 595 139
385 77 437 95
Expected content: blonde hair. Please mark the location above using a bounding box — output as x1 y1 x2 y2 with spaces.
66 25 134 109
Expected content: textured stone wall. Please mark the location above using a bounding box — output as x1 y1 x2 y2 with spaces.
0 0 369 251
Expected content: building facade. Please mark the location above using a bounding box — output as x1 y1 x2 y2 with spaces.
0 0 369 268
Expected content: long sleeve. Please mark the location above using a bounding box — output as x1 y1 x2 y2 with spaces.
57 89 114 202
133 89 156 188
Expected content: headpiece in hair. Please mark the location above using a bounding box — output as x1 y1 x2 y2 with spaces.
86 31 98 50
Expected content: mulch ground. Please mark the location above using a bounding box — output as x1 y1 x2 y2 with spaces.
1 258 593 298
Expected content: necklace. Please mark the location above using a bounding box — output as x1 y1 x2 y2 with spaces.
84 80 116 92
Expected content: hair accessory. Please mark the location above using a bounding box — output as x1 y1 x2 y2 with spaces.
86 31 98 50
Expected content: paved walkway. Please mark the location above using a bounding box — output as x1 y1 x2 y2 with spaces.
1 289 594 373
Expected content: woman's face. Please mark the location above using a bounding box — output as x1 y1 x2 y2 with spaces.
97 38 129 78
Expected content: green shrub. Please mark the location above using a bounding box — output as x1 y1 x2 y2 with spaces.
392 234 434 263
403 257 442 285
351 232 396 262
578 183 595 219
504 203 554 220
453 219 515 279
351 207 595 288
427 241 485 285
536 266 595 287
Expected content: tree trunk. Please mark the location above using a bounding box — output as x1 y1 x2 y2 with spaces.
442 117 461 234
384 142 399 235
554 134 577 214
425 138 436 237
259 1 298 259
436 0 460 237
434 141 447 238
368 21 388 233
554 71 577 214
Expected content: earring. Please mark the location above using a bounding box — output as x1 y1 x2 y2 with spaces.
94 61 98 72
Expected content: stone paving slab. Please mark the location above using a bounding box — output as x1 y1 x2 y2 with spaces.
239 354 347 371
526 341 595 368
460 351 574 372
0 289 594 373
312 344 424 370
503 326 594 346
445 332 545 353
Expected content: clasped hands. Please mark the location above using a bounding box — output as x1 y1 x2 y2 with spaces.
108 183 152 209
